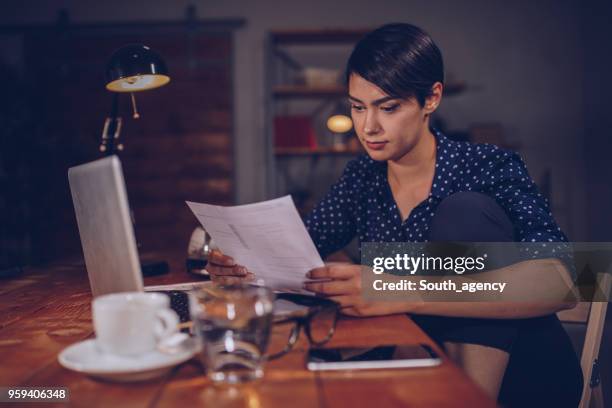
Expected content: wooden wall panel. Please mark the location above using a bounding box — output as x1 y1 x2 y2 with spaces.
2 25 235 265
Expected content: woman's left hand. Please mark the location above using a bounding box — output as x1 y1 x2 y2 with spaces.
304 263 420 317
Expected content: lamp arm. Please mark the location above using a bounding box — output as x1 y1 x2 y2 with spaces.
100 93 123 155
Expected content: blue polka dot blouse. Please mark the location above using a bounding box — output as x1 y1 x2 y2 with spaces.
304 129 568 260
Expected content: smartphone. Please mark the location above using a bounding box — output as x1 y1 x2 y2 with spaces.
306 344 441 371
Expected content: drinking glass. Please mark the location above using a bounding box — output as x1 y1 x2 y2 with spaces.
191 284 274 384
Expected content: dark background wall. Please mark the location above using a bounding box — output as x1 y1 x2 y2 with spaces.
0 0 610 251
581 0 612 241
0 18 239 265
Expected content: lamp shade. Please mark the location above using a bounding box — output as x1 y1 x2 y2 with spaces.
105 44 170 93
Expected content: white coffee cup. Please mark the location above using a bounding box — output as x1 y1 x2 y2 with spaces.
92 292 179 357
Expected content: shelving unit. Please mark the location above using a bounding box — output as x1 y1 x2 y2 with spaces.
264 29 371 209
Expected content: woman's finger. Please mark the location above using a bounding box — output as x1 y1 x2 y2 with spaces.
303 279 355 296
208 249 236 267
307 264 358 280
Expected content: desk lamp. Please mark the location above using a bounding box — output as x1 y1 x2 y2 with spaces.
100 44 171 277
100 44 170 154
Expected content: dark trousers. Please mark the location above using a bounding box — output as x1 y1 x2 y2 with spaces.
412 192 583 408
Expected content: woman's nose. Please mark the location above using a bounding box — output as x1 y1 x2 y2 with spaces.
363 113 381 135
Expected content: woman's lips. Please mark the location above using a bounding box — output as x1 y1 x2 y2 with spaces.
365 140 387 150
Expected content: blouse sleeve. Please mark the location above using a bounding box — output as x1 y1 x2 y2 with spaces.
304 160 358 259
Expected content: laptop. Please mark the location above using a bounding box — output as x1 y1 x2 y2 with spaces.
68 156 309 322
68 156 201 321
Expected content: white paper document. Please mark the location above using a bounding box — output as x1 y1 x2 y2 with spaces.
186 196 324 292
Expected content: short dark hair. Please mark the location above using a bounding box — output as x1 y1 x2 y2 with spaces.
346 23 444 107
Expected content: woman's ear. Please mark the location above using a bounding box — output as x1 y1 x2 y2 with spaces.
424 82 443 115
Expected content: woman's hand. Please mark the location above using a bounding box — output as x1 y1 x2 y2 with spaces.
206 249 254 285
304 263 421 317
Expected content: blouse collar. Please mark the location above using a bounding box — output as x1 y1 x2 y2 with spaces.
368 128 460 201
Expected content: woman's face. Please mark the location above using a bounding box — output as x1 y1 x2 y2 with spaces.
348 73 433 162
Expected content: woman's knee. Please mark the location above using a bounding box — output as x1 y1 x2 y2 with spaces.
429 191 514 242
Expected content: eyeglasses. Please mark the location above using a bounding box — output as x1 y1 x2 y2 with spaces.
267 293 339 360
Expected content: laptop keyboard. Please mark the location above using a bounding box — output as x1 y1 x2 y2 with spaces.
155 290 191 323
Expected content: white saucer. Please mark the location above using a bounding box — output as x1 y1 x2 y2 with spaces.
58 339 199 382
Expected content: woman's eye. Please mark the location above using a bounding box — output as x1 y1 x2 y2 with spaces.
381 104 399 113
351 104 365 112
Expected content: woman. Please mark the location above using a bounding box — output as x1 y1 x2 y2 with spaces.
208 23 582 407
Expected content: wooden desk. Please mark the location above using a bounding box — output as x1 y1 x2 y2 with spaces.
0 251 495 407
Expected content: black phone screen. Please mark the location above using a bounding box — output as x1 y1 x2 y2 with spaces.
307 344 439 364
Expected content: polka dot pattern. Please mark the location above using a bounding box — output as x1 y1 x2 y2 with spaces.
305 130 569 264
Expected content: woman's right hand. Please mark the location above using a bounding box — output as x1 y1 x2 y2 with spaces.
207 249 253 284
